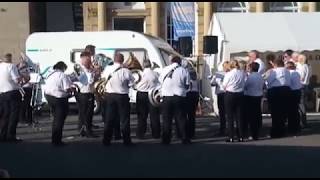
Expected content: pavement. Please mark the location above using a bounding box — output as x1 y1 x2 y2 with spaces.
1 110 320 178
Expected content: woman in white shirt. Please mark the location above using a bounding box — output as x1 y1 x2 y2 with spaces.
286 61 302 136
222 59 246 142
210 61 230 136
296 54 311 128
44 61 76 146
266 56 291 139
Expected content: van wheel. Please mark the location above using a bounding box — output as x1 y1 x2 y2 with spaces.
94 99 101 115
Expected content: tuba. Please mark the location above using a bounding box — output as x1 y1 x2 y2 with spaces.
124 52 143 88
93 54 113 100
148 86 162 107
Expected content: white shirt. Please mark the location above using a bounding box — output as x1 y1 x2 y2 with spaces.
0 62 21 93
135 68 160 92
296 63 311 85
44 70 73 98
244 72 264 97
211 71 225 94
222 68 245 93
254 58 266 75
159 63 190 97
77 67 95 93
102 63 134 94
266 67 291 89
289 70 302 90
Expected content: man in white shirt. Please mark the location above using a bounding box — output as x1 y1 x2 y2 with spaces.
135 59 161 139
286 61 302 136
101 53 135 146
248 50 265 75
44 61 75 146
243 62 265 140
159 56 191 145
0 54 23 143
75 51 99 138
266 57 291 138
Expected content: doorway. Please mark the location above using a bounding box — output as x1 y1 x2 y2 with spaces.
113 18 144 33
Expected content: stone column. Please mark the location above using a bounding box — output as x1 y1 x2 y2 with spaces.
97 2 106 31
256 2 264 13
150 2 160 37
203 2 213 35
308 2 317 12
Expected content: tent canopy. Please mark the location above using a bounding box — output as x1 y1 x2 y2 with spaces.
208 12 320 60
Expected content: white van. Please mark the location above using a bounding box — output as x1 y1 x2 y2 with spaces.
26 30 182 113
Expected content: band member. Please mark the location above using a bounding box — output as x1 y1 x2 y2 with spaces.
101 53 135 146
243 62 265 140
75 51 99 138
286 61 302 136
248 50 265 75
211 61 230 136
296 54 311 128
266 55 291 138
135 59 161 139
17 58 33 125
222 59 246 142
44 61 76 146
0 53 23 142
159 56 191 145
186 69 199 139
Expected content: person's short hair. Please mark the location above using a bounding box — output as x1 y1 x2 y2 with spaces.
284 49 294 57
3 53 12 63
286 61 296 70
80 51 91 58
229 59 239 69
274 58 285 67
266 53 276 63
250 50 260 58
171 56 182 64
238 60 247 71
53 61 68 71
143 59 152 68
85 45 95 55
249 62 260 72
114 53 124 64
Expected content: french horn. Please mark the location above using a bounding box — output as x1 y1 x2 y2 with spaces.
148 86 162 107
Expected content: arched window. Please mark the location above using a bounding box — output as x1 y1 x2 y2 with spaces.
265 2 299 12
214 2 249 13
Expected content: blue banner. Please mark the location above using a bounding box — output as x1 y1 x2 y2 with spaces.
170 2 195 40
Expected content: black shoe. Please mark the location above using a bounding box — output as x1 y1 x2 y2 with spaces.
182 139 192 145
226 138 234 143
52 141 67 147
7 137 23 143
103 140 111 146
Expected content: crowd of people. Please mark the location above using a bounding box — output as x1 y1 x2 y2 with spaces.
211 50 311 142
0 46 312 146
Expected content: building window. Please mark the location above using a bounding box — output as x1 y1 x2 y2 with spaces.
72 2 83 31
265 2 299 12
166 3 179 49
214 2 249 12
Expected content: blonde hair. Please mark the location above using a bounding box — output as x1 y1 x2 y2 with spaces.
222 61 231 72
229 59 239 69
298 54 307 65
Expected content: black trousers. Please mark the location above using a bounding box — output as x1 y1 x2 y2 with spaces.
267 86 290 138
299 86 307 127
161 96 189 144
136 91 160 139
101 98 121 139
243 95 262 139
288 90 301 135
103 93 131 144
217 93 226 133
0 90 21 141
76 93 95 133
19 87 33 124
186 91 199 138
45 95 69 144
224 92 244 139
